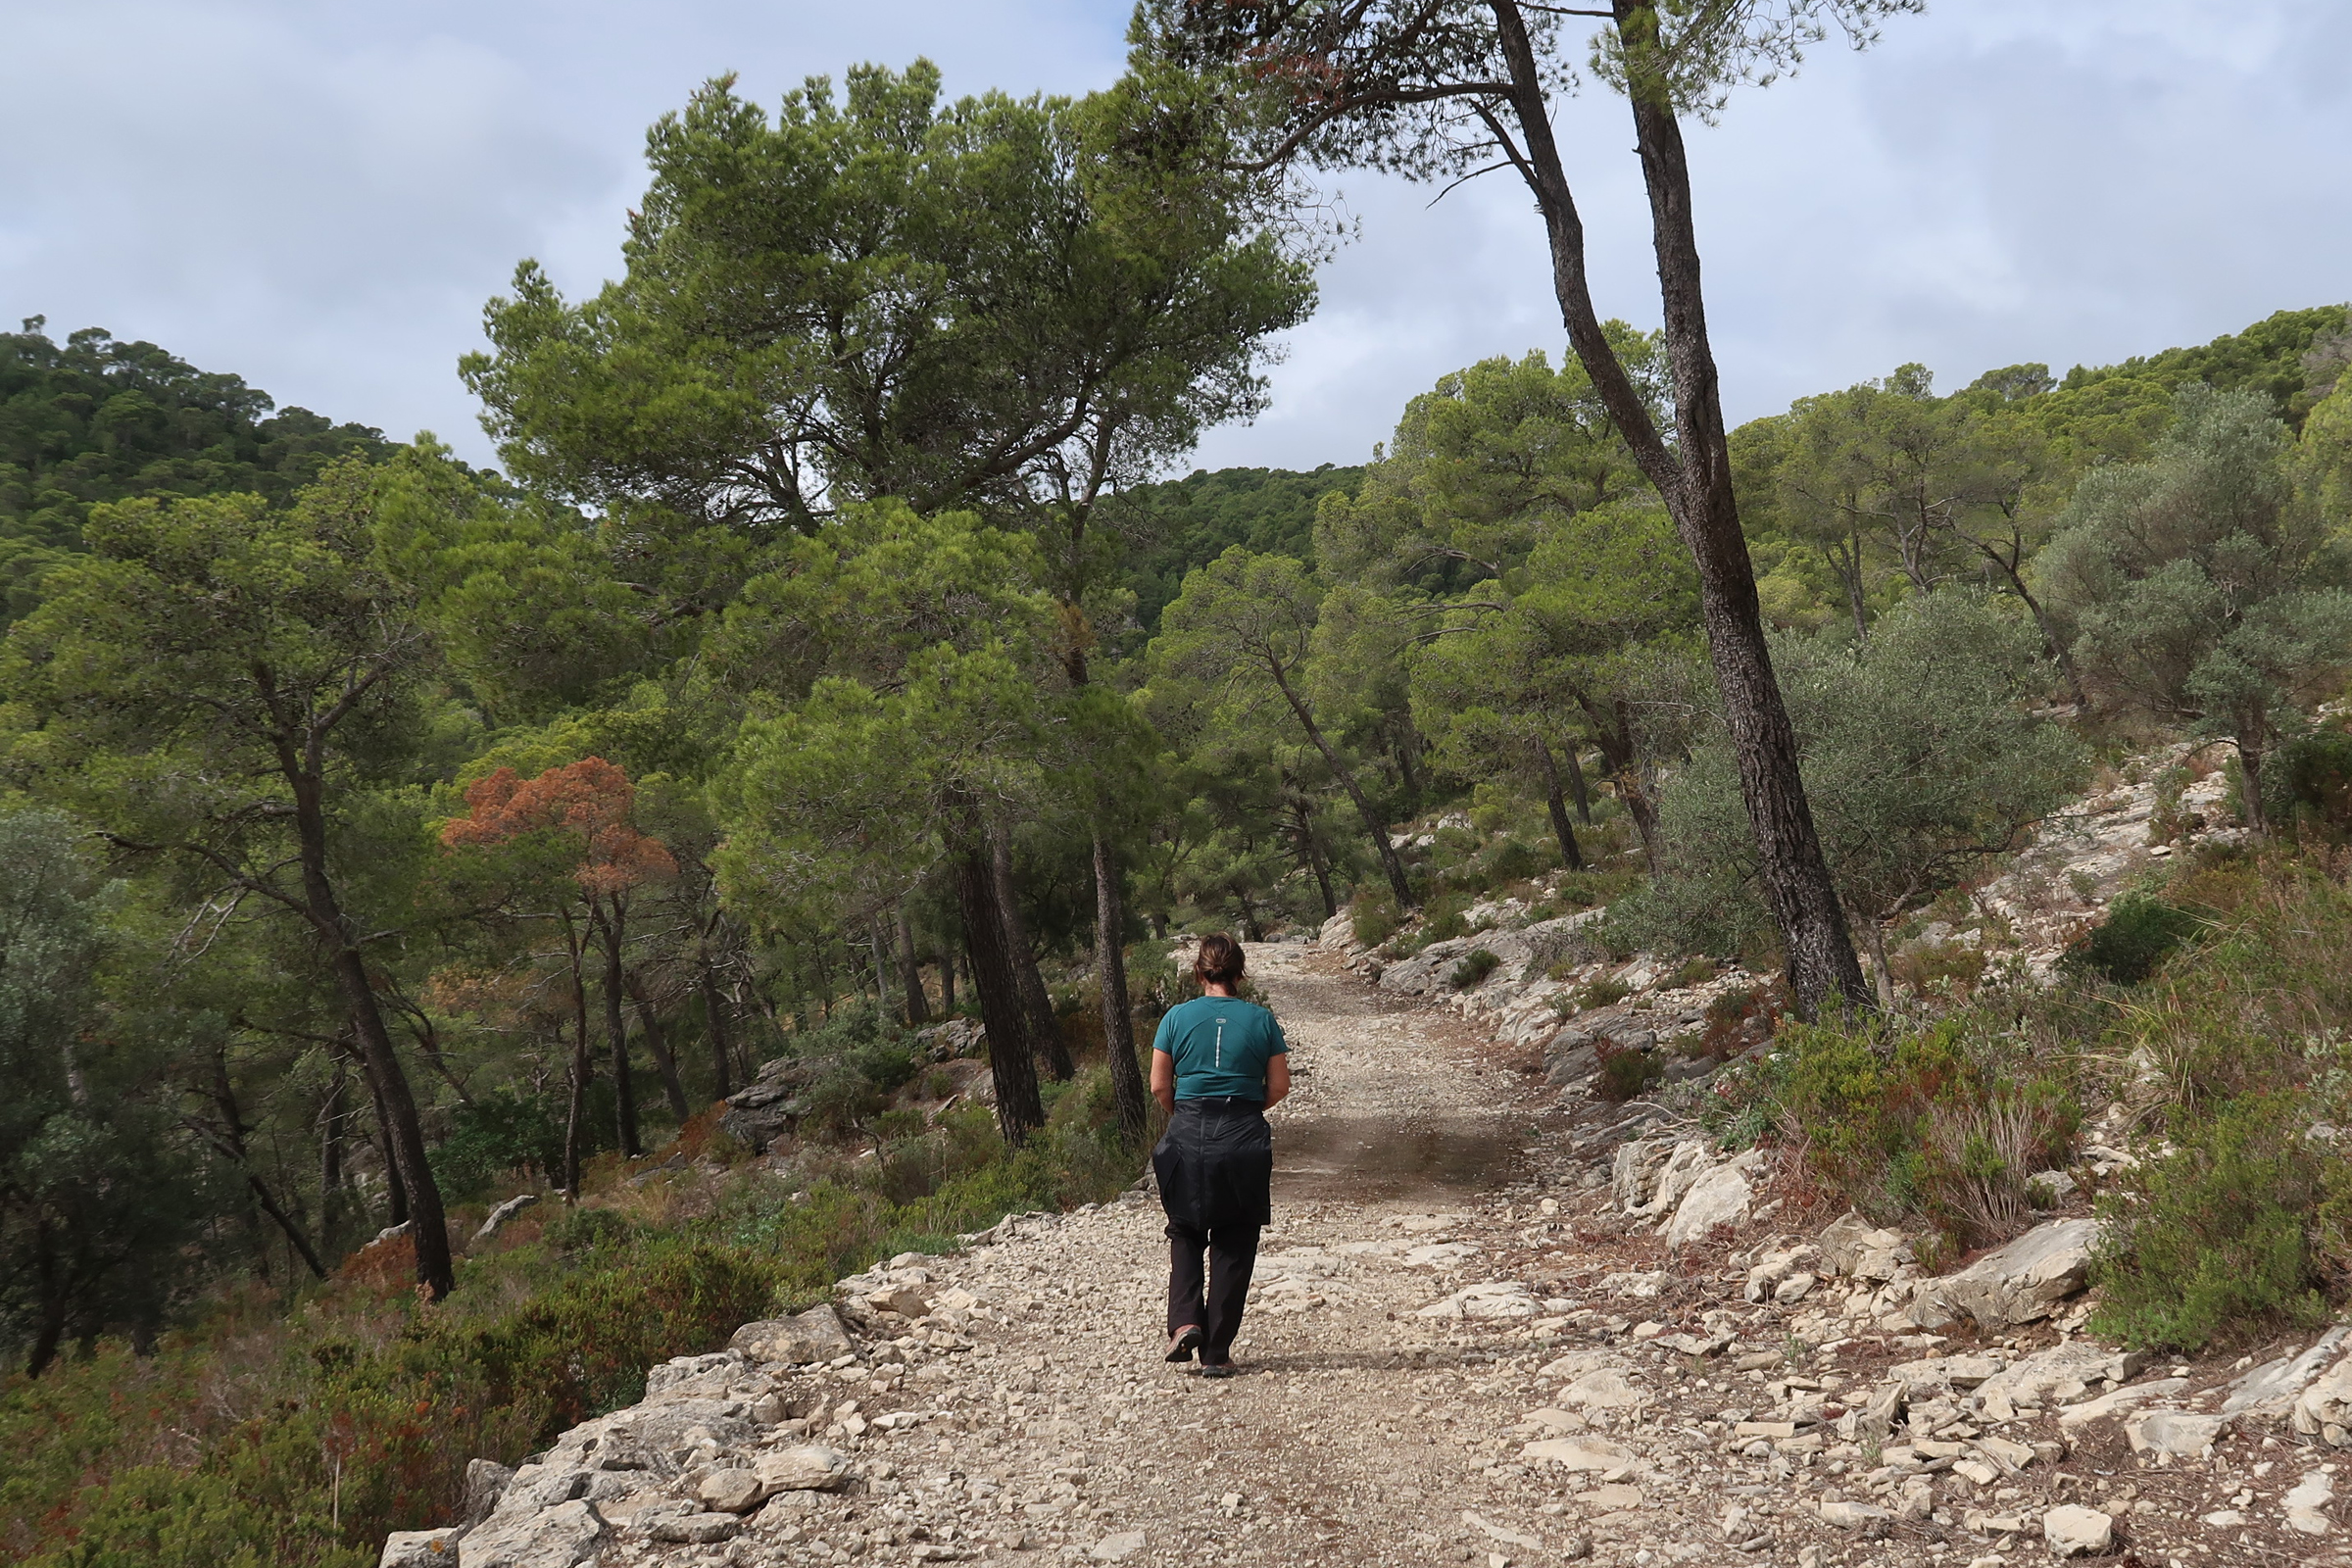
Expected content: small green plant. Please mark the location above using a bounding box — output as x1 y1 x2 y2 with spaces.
2067 868 2099 902
1705 985 1761 1026
1593 1042 1664 1102
1350 892 1400 949
2091 1093 2334 1351
2148 762 2191 844
1670 956 1715 988
1449 948 1502 990
1483 838 1546 885
2267 726 2352 839
1577 975 1633 1010
2065 893 2201 984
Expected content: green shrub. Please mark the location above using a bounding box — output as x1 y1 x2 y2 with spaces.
1770 1012 2079 1254
544 1204 641 1253
1407 895 1470 952
1552 869 1641 910
2268 727 2352 838
1483 838 1547 885
1577 975 1633 1010
2091 1094 2334 1351
1670 956 1715 988
2065 892 2201 984
1448 949 1501 990
1349 892 1400 949
429 1092 565 1200
1593 1043 1664 1103
1705 985 1761 1026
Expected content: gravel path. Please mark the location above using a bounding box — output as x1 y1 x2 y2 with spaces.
435 941 2346 1568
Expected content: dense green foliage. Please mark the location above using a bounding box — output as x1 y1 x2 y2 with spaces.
1104 463 1364 633
0 322 390 626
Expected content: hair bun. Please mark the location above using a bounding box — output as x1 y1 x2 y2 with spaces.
1194 932 1245 986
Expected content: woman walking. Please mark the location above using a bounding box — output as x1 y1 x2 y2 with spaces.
1151 934 1290 1378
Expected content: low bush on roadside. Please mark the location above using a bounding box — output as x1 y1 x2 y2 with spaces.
1765 1010 2081 1257
1448 949 1500 990
1349 891 1400 950
1593 1041 1665 1102
2084 862 2352 1349
2064 892 2202 984
0 1070 1141 1568
1577 975 1633 1010
2090 1094 2337 1351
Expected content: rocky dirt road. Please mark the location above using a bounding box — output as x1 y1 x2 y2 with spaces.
403 941 2352 1568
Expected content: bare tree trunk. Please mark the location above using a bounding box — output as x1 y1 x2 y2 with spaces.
1536 739 1587 871
1268 663 1416 908
318 1054 347 1259
1857 908 1896 1010
992 825 1072 1080
596 902 642 1158
359 1054 409 1227
2238 737 2271 838
626 973 693 1122
939 948 957 1014
952 797 1046 1143
25 1232 67 1378
1563 743 1593 824
1493 0 1870 1020
329 949 451 1295
563 915 592 1200
204 1050 328 1279
1286 792 1339 917
698 958 734 1099
1094 833 1152 1145
897 906 931 1025
869 921 893 1013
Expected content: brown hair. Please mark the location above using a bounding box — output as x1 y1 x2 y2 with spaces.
1194 933 1245 987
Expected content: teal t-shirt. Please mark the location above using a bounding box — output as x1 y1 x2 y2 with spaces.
1152 995 1287 1102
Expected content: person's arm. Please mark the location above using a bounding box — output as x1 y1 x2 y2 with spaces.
1151 1049 1176 1114
1263 1053 1290 1110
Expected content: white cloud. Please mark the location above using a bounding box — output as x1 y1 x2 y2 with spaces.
3 0 2344 476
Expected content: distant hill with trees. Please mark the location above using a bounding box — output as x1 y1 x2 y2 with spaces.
1 318 392 623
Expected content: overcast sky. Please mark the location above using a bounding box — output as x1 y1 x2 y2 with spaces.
4 1 2347 477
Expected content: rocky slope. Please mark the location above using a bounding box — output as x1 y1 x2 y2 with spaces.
386 938 2352 1568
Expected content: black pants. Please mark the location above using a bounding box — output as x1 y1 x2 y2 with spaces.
1166 1220 1261 1363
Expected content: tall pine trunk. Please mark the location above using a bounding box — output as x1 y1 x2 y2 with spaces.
1093 833 1152 1145
699 958 734 1099
992 826 1072 1080
318 1054 347 1259
1536 740 1586 871
627 973 693 1121
897 906 930 1025
563 915 592 1200
1494 0 1869 1020
1267 663 1416 908
596 902 641 1157
952 798 1045 1143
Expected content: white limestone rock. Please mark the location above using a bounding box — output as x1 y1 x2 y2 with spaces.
1661 1157 1756 1249
458 1498 605 1568
2041 1504 2114 1558
1817 1210 1914 1282
728 1303 856 1366
380 1527 461 1567
1907 1218 2100 1330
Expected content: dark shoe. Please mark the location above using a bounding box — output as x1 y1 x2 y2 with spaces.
1165 1325 1203 1363
1199 1359 1239 1379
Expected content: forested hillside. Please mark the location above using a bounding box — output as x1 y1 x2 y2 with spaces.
2 30 2351 1568
0 319 392 625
